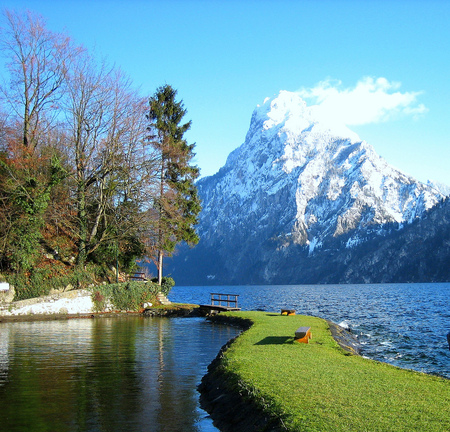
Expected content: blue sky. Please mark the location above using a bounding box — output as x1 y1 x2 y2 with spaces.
1 0 449 185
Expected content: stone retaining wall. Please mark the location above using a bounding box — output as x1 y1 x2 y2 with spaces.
0 289 94 317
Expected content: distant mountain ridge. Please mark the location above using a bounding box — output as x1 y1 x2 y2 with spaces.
166 91 446 285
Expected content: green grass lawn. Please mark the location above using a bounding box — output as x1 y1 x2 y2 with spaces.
213 311 450 432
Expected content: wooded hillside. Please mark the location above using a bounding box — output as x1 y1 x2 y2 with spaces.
0 10 200 299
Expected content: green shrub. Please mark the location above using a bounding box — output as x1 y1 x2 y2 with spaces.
89 235 145 275
92 290 106 312
11 263 98 301
151 276 175 296
9 272 43 300
90 281 160 312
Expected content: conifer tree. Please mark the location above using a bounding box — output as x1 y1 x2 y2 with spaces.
148 85 201 285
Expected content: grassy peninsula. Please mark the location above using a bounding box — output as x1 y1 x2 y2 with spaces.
205 312 450 431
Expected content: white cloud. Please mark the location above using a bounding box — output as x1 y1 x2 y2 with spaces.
297 77 428 127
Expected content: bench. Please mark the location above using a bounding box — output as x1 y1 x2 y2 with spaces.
295 326 312 344
281 308 295 316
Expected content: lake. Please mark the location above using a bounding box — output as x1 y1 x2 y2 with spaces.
170 283 450 379
0 283 448 432
0 316 240 432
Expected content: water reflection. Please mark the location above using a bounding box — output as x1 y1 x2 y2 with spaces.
0 317 239 432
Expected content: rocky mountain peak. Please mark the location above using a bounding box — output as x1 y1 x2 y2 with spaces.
167 91 445 285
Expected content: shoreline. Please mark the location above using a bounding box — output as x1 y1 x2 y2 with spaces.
0 306 202 323
0 288 202 322
2 298 448 430
198 314 361 432
198 315 281 432
198 311 450 432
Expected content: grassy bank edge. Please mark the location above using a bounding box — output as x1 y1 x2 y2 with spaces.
202 311 450 432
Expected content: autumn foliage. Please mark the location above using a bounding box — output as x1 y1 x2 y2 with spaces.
0 10 200 299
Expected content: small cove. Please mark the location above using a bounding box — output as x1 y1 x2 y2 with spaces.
0 316 240 432
1 282 448 431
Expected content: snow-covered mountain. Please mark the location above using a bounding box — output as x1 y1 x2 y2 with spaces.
427 180 450 197
167 91 444 285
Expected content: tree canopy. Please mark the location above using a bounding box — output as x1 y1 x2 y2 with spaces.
148 84 201 285
0 10 201 297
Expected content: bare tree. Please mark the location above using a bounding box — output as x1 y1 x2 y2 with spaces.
0 9 80 149
0 9 161 278
63 52 157 268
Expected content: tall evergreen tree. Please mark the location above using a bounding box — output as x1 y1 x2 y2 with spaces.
148 85 201 285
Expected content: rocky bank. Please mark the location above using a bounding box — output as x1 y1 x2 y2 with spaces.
0 285 200 321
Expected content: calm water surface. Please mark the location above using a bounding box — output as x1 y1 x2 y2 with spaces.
0 316 240 432
1 283 448 432
171 283 450 379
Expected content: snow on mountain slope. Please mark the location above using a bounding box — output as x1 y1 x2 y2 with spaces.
167 90 444 284
199 91 441 248
427 180 450 197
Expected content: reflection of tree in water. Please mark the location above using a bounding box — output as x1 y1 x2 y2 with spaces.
131 317 202 432
74 318 143 431
0 321 94 431
137 318 240 432
0 319 143 432
0 326 10 383
154 318 201 432
0 317 239 432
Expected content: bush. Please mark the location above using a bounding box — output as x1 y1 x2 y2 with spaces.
90 281 160 312
89 236 146 275
151 276 175 296
9 272 43 300
11 262 99 301
92 290 106 312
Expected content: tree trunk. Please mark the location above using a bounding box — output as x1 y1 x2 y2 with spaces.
76 184 87 267
158 250 163 286
157 151 165 286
